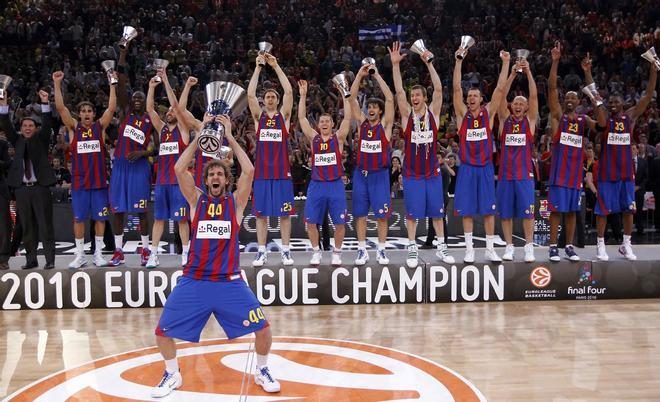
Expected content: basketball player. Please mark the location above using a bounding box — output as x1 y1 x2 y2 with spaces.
595 63 656 260
496 59 539 262
152 115 279 397
52 70 116 268
390 41 455 268
248 53 295 267
298 79 351 266
347 62 395 266
453 48 511 263
547 45 606 262
144 72 190 268
109 44 156 266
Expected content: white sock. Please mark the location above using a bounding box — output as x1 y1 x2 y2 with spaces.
114 235 123 250
597 237 605 245
378 242 386 251
150 244 158 254
75 238 84 255
182 243 190 253
486 235 494 250
312 246 320 252
358 241 366 249
141 235 150 250
623 235 631 245
165 358 179 374
550 243 557 248
464 232 473 249
436 236 445 246
258 245 266 253
281 245 290 253
94 236 104 255
566 244 574 249
256 353 268 368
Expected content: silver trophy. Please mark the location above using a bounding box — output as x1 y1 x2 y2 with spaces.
257 42 273 66
118 26 138 49
152 59 169 82
410 39 434 63
457 35 475 60
332 73 351 98
581 83 603 107
361 57 376 74
641 47 660 71
197 81 248 158
0 75 12 100
515 49 530 73
101 60 118 86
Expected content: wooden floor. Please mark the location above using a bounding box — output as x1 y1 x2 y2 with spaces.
2 300 660 401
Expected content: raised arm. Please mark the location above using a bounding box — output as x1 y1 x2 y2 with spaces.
388 41 411 123
486 51 511 119
547 43 562 131
178 76 197 111
349 66 368 123
52 71 77 132
36 89 52 145
581 55 606 131
146 77 165 133
336 88 352 144
265 54 293 127
498 66 517 122
524 60 539 129
628 66 657 122
174 134 201 207
117 47 129 111
427 58 443 121
100 75 117 130
452 50 467 124
372 67 394 138
247 55 264 123
296 80 318 142
218 115 254 221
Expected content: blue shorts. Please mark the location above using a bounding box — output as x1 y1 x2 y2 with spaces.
252 179 295 217
109 158 152 213
155 276 268 342
548 185 582 212
496 179 535 219
403 175 445 219
304 179 347 225
154 184 188 221
454 163 496 216
595 180 636 215
72 188 110 222
352 168 391 218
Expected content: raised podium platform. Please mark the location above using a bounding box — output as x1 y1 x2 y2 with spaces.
2 245 660 309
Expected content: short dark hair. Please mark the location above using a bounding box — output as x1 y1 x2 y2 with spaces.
20 117 38 127
264 89 280 101
77 101 95 114
203 159 233 191
367 98 385 113
410 85 427 98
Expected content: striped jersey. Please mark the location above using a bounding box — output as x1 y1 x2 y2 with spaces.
254 112 291 179
498 115 534 181
184 192 240 281
549 113 587 189
458 107 493 167
403 110 440 178
597 114 634 182
156 125 187 185
356 120 390 172
311 133 343 181
114 113 153 159
71 120 107 190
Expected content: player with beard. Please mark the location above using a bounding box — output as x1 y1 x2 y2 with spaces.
109 44 156 267
298 79 351 266
152 115 280 397
53 70 116 268
495 59 538 262
248 53 295 267
390 41 454 268
144 71 191 268
347 62 395 266
453 48 511 263
547 45 606 262
594 63 656 260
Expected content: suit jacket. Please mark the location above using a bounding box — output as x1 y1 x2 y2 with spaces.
650 156 660 194
633 156 648 192
0 138 10 199
0 110 55 188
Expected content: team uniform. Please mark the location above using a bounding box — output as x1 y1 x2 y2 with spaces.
253 112 295 216
402 111 444 219
548 114 587 212
109 113 154 212
352 120 391 218
595 115 636 215
496 115 535 219
155 193 267 342
304 133 347 225
154 126 188 221
455 107 497 216
70 121 110 222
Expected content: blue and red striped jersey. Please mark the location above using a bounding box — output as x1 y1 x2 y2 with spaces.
403 111 440 179
356 120 390 172
311 133 344 182
549 114 587 189
114 113 153 159
184 192 240 281
498 115 534 181
156 125 187 185
254 112 291 180
597 114 634 182
458 107 493 167
71 120 107 190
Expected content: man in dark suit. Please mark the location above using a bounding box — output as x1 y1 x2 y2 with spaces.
0 128 12 270
0 90 56 269
633 143 649 234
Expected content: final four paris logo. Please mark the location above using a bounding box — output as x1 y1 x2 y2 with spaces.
5 337 486 401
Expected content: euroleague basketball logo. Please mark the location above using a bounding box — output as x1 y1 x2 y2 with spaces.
530 266 552 288
6 337 486 401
